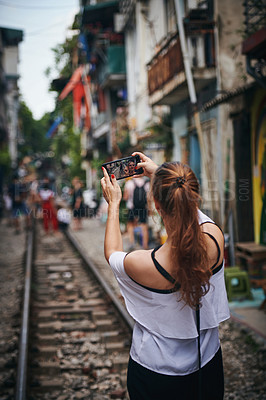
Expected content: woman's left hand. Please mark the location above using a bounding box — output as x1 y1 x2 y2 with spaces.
101 168 122 206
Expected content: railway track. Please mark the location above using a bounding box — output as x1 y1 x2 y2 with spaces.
2 219 265 400
13 223 132 400
0 225 25 400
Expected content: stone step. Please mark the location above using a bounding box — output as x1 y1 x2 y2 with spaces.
82 298 106 307
95 319 117 331
34 333 60 345
105 341 130 354
93 309 113 321
30 361 60 374
30 377 63 392
112 354 129 371
38 320 97 334
47 265 73 273
34 288 51 295
32 345 58 357
34 301 74 309
101 331 130 344
35 308 92 323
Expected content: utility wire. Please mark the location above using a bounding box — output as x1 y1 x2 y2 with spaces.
0 0 77 10
27 20 75 36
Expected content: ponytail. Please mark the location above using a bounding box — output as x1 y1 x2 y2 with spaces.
152 162 211 309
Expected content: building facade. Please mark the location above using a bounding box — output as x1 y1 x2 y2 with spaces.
62 1 266 254
117 0 266 254
0 27 23 195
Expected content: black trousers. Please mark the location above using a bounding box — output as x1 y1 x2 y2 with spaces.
127 347 224 400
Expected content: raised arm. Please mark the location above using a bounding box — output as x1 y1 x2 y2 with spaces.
101 168 123 262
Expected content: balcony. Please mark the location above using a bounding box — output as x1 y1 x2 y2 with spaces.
241 0 266 87
98 45 126 88
147 28 216 106
82 1 119 28
91 111 111 145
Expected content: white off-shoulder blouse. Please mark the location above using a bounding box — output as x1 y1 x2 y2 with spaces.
109 210 230 375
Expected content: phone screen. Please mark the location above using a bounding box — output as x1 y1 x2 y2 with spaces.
102 155 143 180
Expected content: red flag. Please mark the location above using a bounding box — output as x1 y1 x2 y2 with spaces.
58 66 91 131
58 66 83 100
73 81 91 131
73 82 85 127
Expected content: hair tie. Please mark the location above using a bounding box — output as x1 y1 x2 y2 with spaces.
174 176 186 188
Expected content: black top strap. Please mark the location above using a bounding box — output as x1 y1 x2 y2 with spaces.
202 232 221 269
151 246 176 284
211 262 223 275
202 230 224 276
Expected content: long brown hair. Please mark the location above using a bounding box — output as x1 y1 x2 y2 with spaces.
152 162 211 309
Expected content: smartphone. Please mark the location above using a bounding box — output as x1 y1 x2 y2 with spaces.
102 155 144 180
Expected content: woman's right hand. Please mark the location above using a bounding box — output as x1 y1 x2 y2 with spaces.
101 168 122 206
132 152 158 179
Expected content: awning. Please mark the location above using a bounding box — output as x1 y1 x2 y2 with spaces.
0 27 23 45
82 1 119 27
201 82 255 112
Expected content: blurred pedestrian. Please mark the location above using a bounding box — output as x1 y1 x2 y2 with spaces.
123 178 136 251
8 174 30 234
132 177 149 250
96 196 108 224
57 203 71 232
38 177 58 234
71 177 84 230
28 177 40 218
3 186 12 226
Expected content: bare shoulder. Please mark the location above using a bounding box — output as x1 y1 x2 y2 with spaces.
124 249 153 281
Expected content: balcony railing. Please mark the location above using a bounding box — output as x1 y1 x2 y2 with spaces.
98 45 126 87
147 27 215 97
242 0 266 88
243 0 266 37
92 112 108 130
147 35 184 95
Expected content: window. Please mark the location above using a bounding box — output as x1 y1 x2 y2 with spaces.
165 0 177 34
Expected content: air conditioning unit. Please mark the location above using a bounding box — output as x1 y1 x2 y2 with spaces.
187 0 207 10
114 13 125 32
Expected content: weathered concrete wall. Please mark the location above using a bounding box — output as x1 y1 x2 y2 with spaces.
214 0 255 228
215 0 252 90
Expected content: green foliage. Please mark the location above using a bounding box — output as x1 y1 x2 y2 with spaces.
49 96 84 180
91 158 105 200
141 114 173 160
18 101 50 158
0 144 11 171
243 332 260 353
72 13 81 30
91 158 105 173
47 33 86 181
51 34 78 78
117 131 131 156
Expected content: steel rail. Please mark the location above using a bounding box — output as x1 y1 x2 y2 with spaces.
65 230 134 331
15 229 34 400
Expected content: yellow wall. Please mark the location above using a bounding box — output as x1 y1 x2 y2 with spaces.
251 89 266 244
